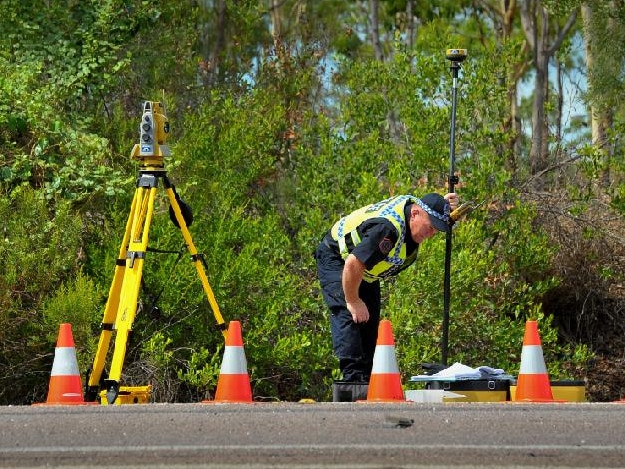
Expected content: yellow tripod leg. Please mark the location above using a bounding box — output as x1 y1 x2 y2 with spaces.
88 169 227 404
165 183 227 339
104 182 158 403
85 189 140 401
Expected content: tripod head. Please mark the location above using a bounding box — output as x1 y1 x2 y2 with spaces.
131 101 171 168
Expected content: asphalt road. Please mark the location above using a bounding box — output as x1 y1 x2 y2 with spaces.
1 402 625 468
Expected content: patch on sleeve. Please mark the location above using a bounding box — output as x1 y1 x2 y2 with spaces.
378 237 393 255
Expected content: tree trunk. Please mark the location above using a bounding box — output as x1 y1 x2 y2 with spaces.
270 0 282 37
214 0 227 84
500 0 525 171
520 1 549 175
520 0 577 177
581 2 613 188
197 0 227 87
369 0 383 61
406 0 416 49
555 52 563 143
476 0 529 171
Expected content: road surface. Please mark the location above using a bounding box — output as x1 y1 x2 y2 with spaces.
1 401 624 468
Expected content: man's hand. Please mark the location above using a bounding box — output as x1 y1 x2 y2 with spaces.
444 192 459 211
343 254 368 323
347 299 370 323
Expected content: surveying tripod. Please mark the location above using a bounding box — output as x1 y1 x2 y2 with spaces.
85 101 227 404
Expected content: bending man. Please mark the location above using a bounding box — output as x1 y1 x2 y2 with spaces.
315 192 458 382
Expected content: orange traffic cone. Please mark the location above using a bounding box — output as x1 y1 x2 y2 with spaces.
513 320 559 402
203 320 252 403
37 323 96 406
366 319 405 402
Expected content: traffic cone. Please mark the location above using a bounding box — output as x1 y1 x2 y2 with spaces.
203 320 252 403
365 319 405 402
513 320 558 402
37 323 96 405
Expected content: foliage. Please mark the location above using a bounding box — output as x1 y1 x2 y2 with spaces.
0 188 88 403
42 273 103 375
1 0 619 405
0 44 129 202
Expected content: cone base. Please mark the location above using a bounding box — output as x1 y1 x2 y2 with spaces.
359 398 407 403
515 374 554 402
512 398 566 403
212 373 253 403
366 373 405 402
212 398 253 403
34 401 99 406
36 375 97 406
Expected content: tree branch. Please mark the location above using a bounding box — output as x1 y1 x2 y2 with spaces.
521 153 582 190
548 9 579 56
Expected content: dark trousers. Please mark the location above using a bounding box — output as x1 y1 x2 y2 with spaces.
315 241 381 382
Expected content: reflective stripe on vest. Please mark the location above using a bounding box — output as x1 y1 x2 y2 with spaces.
330 195 417 282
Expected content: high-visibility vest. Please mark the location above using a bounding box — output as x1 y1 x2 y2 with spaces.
330 195 418 282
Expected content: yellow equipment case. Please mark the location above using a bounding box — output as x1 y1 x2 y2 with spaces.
425 379 510 402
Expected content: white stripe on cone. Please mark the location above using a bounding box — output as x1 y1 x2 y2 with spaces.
50 347 80 376
371 345 399 373
219 346 248 374
519 345 548 374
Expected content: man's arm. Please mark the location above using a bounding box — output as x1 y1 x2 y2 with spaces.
343 253 370 323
